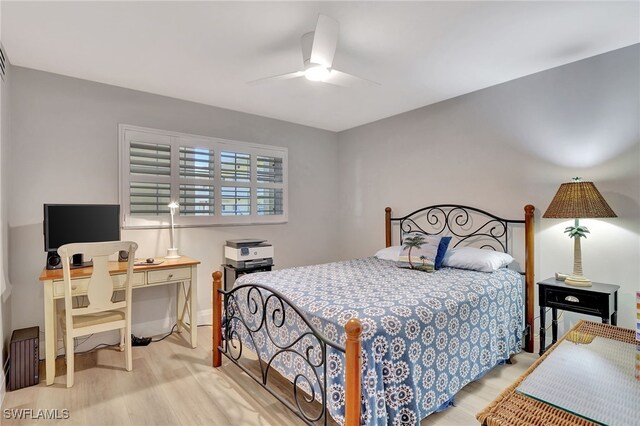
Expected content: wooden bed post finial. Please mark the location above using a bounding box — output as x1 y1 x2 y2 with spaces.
385 207 392 248
212 271 223 367
524 204 535 353
344 318 362 426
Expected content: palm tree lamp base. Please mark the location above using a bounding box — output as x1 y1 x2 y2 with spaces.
564 220 592 287
564 275 592 287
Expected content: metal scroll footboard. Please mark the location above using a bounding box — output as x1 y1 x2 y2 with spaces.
211 272 362 426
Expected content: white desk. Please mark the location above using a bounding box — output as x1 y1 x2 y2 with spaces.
38 256 200 386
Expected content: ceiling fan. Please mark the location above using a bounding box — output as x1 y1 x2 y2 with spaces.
248 14 378 88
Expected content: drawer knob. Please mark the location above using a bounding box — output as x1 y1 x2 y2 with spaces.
168 274 173 279
565 295 580 303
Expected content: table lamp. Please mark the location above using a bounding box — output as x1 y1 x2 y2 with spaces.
543 178 616 287
166 201 180 258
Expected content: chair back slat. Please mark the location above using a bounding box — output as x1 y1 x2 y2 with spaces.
58 241 138 316
86 254 114 312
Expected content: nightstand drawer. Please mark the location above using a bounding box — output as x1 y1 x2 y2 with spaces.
543 287 606 316
148 267 191 284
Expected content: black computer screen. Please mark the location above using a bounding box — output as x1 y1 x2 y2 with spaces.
44 204 121 252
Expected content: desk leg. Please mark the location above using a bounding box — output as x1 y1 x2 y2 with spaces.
44 280 56 385
189 266 197 348
611 312 617 326
176 281 184 334
539 306 546 356
551 308 558 344
176 268 198 348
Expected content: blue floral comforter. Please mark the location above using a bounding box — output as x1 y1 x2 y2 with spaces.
233 257 524 425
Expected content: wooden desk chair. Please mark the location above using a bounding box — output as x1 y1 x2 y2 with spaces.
57 241 138 388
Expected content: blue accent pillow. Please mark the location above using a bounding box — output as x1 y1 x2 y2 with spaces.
436 236 452 269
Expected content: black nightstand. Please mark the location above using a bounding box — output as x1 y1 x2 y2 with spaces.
223 264 273 291
537 277 619 355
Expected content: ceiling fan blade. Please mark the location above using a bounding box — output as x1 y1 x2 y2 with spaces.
326 69 380 88
247 71 304 86
310 14 339 68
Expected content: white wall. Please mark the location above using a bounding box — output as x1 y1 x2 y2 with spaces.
8 67 339 354
337 45 640 333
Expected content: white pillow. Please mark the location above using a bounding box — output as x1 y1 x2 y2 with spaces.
442 246 514 272
374 246 402 261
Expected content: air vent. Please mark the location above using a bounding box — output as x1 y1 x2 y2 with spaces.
0 43 6 79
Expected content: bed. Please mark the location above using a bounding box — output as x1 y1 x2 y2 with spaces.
212 204 535 426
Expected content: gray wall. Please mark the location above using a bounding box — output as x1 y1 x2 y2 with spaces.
8 68 339 353
337 45 640 331
0 57 11 404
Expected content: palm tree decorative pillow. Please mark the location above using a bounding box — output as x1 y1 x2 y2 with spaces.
397 234 451 272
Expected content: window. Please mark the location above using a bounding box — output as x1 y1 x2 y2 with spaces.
119 125 288 228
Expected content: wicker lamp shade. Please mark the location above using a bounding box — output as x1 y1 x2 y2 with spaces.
543 181 616 219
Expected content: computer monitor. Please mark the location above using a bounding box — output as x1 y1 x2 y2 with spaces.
44 204 121 267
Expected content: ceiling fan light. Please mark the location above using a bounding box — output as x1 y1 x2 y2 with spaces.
304 65 330 82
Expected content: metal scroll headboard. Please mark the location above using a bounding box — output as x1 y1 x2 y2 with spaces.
384 203 536 353
386 204 525 253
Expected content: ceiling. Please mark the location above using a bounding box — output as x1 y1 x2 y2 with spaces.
2 1 639 132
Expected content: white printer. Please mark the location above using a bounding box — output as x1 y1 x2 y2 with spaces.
225 239 274 269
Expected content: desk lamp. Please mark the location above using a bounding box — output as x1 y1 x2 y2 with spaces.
166 201 180 258
543 178 616 287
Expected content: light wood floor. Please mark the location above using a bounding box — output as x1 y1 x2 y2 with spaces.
2 327 536 425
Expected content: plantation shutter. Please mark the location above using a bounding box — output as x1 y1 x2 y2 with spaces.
221 187 251 216
128 135 172 216
179 147 214 180
220 151 251 215
256 154 284 215
130 142 171 176
256 156 283 183
221 151 251 182
257 188 283 215
179 146 215 216
120 125 288 227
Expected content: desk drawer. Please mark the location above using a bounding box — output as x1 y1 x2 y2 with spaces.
53 273 144 297
148 267 191 284
112 272 145 289
54 278 90 298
